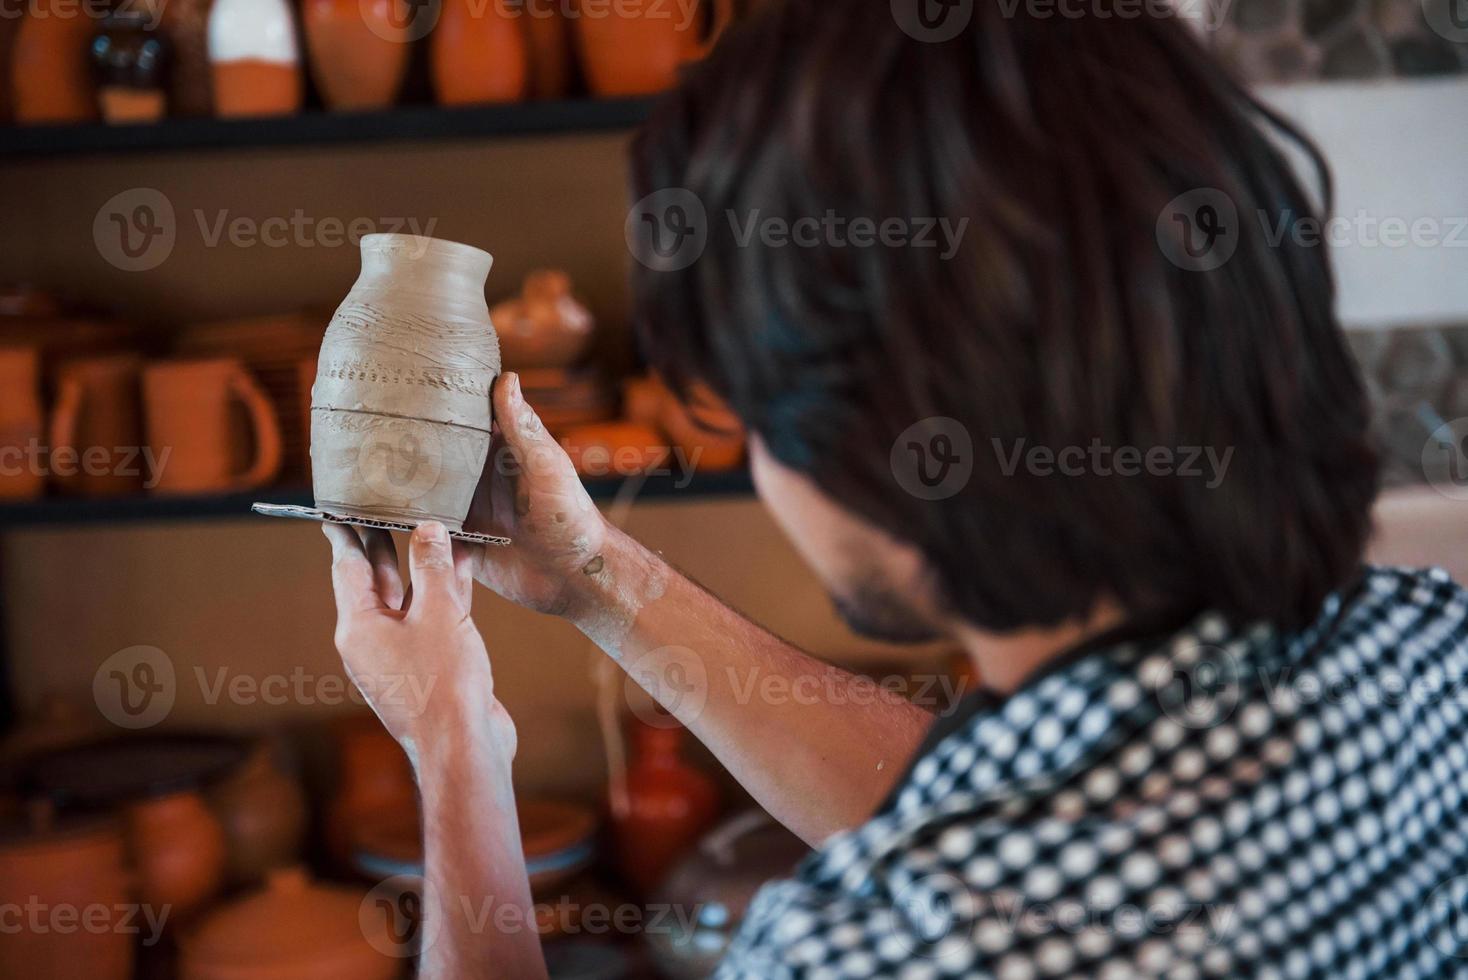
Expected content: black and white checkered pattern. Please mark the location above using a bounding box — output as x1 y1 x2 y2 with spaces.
717 567 1468 979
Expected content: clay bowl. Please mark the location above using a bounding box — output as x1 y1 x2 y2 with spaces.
561 421 669 478
180 866 399 980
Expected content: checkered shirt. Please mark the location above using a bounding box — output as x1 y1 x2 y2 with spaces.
717 566 1468 979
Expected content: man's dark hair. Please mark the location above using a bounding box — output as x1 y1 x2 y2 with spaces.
628 0 1379 632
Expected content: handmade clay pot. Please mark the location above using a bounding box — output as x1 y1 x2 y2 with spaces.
48 354 146 497
206 739 308 886
207 0 303 117
11 1 97 123
658 383 745 472
143 358 283 494
561 421 668 478
126 789 229 920
303 0 409 110
575 0 732 97
431 0 528 105
180 867 398 980
490 269 595 370
311 234 500 531
524 0 572 99
324 715 417 867
91 11 172 123
0 347 44 500
613 717 721 894
0 806 134 980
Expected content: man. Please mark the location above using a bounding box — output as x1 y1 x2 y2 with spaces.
323 1 1468 976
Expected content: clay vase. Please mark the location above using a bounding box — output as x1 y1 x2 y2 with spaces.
143 358 284 494
48 354 146 498
613 717 721 894
91 11 172 124
126 789 229 921
311 234 500 531
524 0 572 99
431 0 528 105
207 0 303 117
206 739 309 886
325 716 417 867
658 382 746 472
11 0 97 123
0 806 134 980
180 867 398 980
303 0 409 110
0 347 44 500
575 0 732 97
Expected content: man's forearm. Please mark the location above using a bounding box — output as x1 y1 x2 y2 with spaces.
416 699 547 980
565 525 935 845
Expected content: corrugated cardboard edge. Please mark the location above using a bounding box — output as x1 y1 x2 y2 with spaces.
251 503 511 547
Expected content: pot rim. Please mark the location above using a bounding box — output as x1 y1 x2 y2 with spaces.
359 233 493 268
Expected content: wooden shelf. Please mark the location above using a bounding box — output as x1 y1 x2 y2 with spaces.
0 469 753 529
0 98 654 160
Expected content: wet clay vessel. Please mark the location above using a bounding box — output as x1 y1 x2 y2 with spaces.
309 234 500 532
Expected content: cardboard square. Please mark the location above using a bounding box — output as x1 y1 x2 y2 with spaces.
251 502 511 546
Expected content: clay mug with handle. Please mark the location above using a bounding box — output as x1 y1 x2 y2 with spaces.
143 358 283 494
49 354 146 498
574 0 733 97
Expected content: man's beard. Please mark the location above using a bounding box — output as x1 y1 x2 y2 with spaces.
830 582 942 645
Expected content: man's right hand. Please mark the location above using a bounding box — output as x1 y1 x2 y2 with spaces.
462 372 611 616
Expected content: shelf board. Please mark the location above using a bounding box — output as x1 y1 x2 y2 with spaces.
0 469 752 529
0 97 654 160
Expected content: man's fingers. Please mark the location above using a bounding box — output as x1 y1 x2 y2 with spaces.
408 522 472 619
358 528 405 609
324 523 383 619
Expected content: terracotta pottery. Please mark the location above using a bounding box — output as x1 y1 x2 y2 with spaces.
180 867 398 980
622 372 670 427
143 357 283 494
490 269 595 370
325 715 417 867
574 0 732 97
303 0 409 110
207 0 303 117
11 0 97 123
155 0 214 116
311 234 500 531
0 346 44 499
48 354 146 498
127 789 229 920
561 421 668 478
91 10 172 124
0 0 23 122
658 383 746 472
613 716 721 894
0 805 134 980
431 0 528 105
524 0 573 98
206 738 309 886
